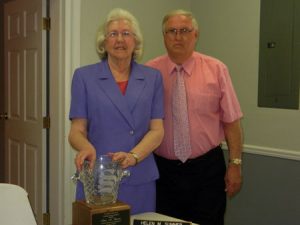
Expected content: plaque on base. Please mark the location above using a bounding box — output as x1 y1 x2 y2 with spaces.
72 200 130 225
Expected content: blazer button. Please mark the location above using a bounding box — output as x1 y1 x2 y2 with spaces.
129 130 134 135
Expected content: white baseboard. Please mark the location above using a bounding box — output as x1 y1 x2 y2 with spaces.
222 143 300 161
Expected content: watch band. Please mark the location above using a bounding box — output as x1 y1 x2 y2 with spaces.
129 152 139 166
228 158 242 165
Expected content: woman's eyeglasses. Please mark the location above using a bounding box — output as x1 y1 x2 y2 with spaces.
106 31 135 39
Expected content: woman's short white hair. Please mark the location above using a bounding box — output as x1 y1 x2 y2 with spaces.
96 8 143 60
162 9 199 33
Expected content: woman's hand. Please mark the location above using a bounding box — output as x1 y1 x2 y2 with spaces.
68 118 97 171
108 152 137 169
75 148 96 171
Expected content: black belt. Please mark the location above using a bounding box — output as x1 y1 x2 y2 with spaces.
154 144 222 166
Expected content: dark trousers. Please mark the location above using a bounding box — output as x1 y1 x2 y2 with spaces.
154 146 226 225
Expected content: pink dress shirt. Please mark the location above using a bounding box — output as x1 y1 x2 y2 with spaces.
146 52 243 159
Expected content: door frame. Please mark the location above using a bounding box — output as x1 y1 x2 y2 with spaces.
0 1 5 183
49 0 81 224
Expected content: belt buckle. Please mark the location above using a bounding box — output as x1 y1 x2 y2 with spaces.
176 161 183 166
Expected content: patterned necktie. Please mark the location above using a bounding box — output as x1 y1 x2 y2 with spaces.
172 66 192 162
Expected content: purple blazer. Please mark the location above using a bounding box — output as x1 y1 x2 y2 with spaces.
69 59 164 212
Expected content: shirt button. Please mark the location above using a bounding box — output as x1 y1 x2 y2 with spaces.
129 130 134 135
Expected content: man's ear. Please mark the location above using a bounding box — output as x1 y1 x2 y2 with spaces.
194 30 199 39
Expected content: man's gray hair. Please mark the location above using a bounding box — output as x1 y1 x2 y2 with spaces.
162 9 199 34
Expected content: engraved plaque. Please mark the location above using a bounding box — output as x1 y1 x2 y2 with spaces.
72 200 130 225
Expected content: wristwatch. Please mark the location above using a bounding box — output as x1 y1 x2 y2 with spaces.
228 158 242 165
129 152 139 166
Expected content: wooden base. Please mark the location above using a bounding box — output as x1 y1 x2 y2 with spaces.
72 200 130 225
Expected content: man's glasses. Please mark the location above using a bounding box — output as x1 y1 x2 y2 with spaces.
165 28 194 38
106 31 135 39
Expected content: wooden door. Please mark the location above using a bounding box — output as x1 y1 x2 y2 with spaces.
4 0 46 223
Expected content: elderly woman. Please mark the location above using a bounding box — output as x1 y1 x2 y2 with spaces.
68 8 164 214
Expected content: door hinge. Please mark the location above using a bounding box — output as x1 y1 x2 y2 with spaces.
43 116 50 129
43 17 51 30
43 212 50 225
0 112 8 120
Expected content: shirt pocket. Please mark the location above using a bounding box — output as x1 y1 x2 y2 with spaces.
188 91 220 114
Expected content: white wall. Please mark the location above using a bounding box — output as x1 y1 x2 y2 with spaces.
79 0 191 65
50 0 300 225
78 0 300 159
192 0 300 158
60 1 300 224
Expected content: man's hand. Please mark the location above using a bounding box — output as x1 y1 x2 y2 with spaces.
225 164 242 197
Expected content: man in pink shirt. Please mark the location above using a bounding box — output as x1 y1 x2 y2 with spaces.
146 9 243 225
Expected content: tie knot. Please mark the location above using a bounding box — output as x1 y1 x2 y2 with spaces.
176 65 183 72
175 66 184 76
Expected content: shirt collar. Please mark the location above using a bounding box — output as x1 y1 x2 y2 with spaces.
166 52 196 76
